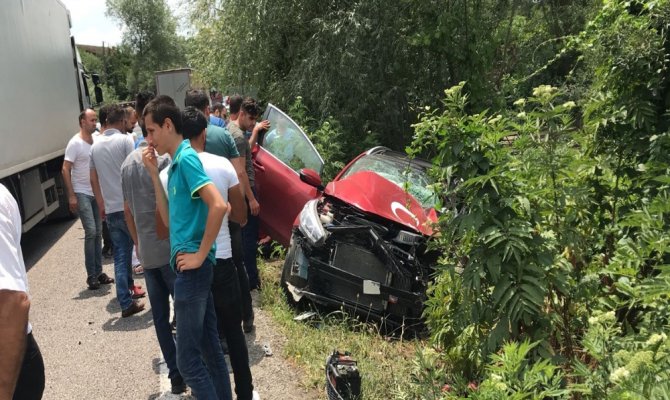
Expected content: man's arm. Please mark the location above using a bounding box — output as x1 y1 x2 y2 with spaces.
233 155 260 216
123 202 138 246
90 168 105 218
175 183 227 271
228 183 247 226
248 120 270 148
0 289 29 399
142 147 169 227
61 160 78 214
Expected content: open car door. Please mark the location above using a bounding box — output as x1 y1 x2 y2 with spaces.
253 104 324 247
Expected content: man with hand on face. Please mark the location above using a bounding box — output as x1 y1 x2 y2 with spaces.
120 95 186 395
142 98 233 400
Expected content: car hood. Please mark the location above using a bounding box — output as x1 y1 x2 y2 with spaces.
325 171 437 235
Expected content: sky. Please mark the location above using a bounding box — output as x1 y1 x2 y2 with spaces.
60 0 182 47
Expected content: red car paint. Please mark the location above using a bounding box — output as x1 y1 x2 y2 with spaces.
325 171 436 236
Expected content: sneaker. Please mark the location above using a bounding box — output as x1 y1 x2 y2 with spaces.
252 390 260 400
86 276 101 290
130 284 146 299
121 300 145 318
243 315 255 333
171 375 187 394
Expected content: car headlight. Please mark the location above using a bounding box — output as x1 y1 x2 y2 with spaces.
298 199 328 246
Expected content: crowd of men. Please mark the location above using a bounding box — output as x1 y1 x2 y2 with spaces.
0 89 270 400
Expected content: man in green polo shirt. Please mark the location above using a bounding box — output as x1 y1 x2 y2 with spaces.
141 98 233 400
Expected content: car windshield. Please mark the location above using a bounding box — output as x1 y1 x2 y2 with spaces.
340 153 438 209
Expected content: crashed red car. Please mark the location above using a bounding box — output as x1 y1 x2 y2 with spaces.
253 104 439 331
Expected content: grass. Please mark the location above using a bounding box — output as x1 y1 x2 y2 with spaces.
257 257 423 399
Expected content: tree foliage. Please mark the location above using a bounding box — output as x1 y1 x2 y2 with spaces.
106 0 186 95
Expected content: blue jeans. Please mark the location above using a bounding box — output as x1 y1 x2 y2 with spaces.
242 187 260 289
106 211 135 311
144 265 179 380
174 259 232 400
76 193 102 279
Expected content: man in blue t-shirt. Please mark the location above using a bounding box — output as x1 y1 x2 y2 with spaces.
141 98 233 400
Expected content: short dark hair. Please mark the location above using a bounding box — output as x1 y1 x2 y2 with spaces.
106 104 126 125
140 96 175 137
98 104 111 126
228 95 243 114
143 96 182 135
135 91 155 116
78 109 89 124
181 107 208 140
184 89 209 111
240 97 260 117
212 102 225 113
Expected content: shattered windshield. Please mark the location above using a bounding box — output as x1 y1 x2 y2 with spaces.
341 153 438 209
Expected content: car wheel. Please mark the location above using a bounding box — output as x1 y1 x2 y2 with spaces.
281 234 307 306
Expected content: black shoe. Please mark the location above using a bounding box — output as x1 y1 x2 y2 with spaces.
171 375 187 394
121 300 145 318
87 276 101 290
243 315 255 333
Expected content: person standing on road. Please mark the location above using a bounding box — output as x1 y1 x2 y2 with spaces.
0 184 45 400
62 109 115 290
95 104 114 259
90 104 146 318
184 89 256 332
179 107 260 400
229 97 264 291
142 98 233 400
121 95 186 395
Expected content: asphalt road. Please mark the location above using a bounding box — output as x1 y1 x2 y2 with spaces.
21 217 321 400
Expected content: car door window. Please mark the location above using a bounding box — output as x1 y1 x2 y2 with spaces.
262 104 324 174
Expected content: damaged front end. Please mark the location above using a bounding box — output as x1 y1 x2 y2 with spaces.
282 197 438 333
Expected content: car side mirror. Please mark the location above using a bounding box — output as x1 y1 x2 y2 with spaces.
94 86 104 105
299 168 324 191
91 73 101 86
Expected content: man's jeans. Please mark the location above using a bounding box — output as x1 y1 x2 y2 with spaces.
76 193 102 279
175 259 232 400
144 265 179 380
213 258 254 400
106 211 135 311
242 187 260 289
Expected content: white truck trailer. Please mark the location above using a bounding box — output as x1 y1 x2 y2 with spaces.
0 0 95 232
155 68 192 109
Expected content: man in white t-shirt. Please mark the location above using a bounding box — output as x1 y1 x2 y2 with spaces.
62 109 115 290
90 104 146 318
161 107 258 400
0 184 45 399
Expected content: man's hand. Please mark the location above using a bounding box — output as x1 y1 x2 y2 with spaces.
175 252 206 272
68 195 78 214
142 146 159 176
253 120 270 134
249 198 260 216
99 205 105 220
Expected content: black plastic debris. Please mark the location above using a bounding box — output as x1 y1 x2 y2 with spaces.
326 350 361 400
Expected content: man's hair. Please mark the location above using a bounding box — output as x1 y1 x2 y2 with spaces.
98 104 111 126
240 97 260 117
184 89 209 111
228 94 243 114
212 102 225 113
135 91 155 116
181 106 208 140
78 109 91 125
143 95 182 135
106 104 126 126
